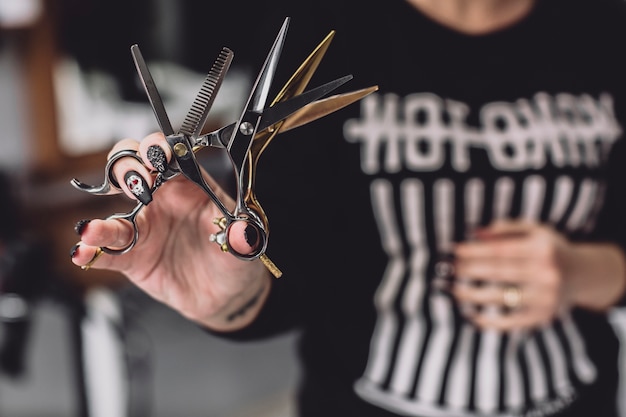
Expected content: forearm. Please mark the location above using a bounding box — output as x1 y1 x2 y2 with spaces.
563 242 626 311
193 270 274 332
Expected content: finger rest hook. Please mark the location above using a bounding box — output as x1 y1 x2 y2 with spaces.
99 202 143 255
70 150 144 195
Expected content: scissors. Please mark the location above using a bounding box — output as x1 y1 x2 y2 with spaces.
71 17 378 277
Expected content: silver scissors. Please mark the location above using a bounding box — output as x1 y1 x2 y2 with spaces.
71 17 378 276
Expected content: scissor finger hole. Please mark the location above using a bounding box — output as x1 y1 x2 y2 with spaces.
104 149 142 186
110 159 154 203
98 214 140 254
226 221 266 259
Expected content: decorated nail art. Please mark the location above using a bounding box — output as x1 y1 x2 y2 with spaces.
124 171 153 205
74 219 91 235
147 145 168 173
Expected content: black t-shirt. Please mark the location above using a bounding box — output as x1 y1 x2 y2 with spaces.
216 0 626 415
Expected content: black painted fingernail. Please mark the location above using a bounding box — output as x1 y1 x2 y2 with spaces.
125 171 153 205
74 219 91 235
147 145 168 173
244 225 259 248
70 244 80 258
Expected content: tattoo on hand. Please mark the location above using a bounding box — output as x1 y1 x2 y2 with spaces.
226 285 265 322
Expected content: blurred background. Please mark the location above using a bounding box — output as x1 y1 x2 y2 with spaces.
0 1 623 416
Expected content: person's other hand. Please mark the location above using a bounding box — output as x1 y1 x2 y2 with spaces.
451 219 573 331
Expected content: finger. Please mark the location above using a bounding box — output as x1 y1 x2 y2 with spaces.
452 281 510 306
70 243 106 270
452 279 551 308
109 140 154 203
452 281 549 312
455 237 533 260
474 219 534 238
516 282 561 312
468 308 550 331
76 218 136 250
454 258 530 284
107 138 141 159
227 220 263 256
139 132 171 173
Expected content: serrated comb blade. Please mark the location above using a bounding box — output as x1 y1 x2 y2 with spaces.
180 47 234 138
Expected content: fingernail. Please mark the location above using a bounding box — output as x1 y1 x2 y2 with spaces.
70 244 80 258
244 224 259 248
74 219 91 235
125 171 153 205
147 145 168 173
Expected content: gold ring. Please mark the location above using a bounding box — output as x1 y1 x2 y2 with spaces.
81 247 104 271
502 285 523 309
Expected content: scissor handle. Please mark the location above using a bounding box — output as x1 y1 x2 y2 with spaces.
211 212 268 261
100 201 143 255
71 150 145 196
224 213 280 275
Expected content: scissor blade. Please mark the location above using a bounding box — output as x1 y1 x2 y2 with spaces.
227 17 289 170
179 47 234 139
271 30 335 105
131 44 175 136
199 86 378 149
241 30 338 176
257 74 353 132
201 75 355 148
278 86 378 132
247 17 290 114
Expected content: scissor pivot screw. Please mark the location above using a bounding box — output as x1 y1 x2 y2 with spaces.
173 143 188 157
239 121 255 136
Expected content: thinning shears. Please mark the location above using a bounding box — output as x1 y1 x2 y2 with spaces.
71 17 378 277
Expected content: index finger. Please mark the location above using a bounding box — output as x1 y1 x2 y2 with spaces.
455 236 534 260
78 218 136 251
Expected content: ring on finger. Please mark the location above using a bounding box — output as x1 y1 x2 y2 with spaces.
502 285 523 309
81 247 104 271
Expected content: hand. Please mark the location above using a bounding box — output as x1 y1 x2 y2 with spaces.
451 220 573 331
70 133 272 331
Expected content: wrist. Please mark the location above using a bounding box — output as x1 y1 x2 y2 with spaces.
563 243 626 310
200 270 273 332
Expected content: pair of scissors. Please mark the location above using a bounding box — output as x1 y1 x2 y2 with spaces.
71 17 378 277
